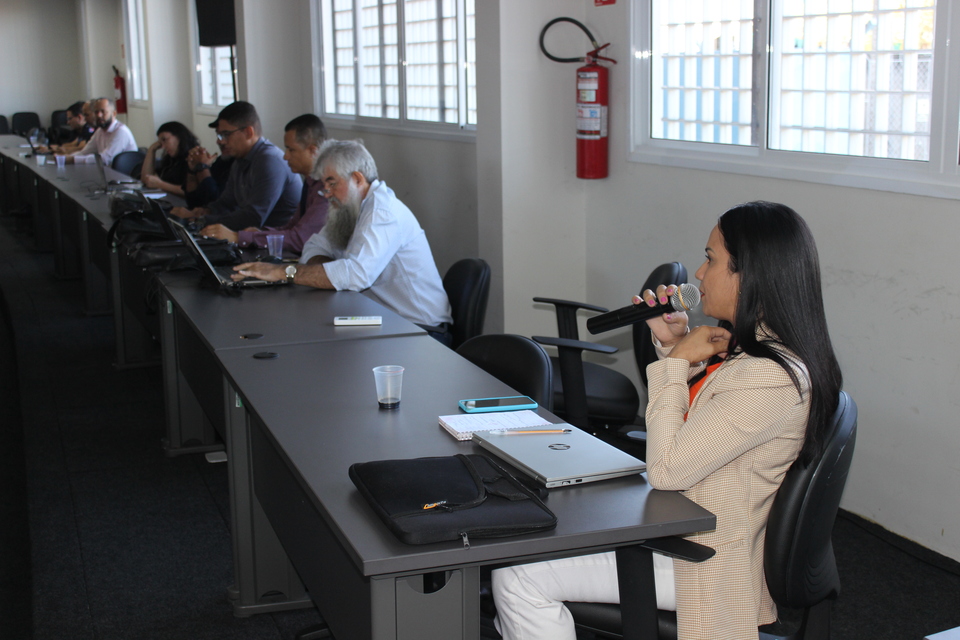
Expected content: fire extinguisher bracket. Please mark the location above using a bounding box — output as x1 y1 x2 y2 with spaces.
539 18 616 180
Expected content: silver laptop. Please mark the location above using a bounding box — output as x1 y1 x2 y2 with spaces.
94 153 138 192
473 425 645 488
169 218 287 290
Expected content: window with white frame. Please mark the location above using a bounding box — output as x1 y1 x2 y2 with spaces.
634 0 957 196
123 0 148 102
769 0 935 160
196 45 236 108
318 0 477 128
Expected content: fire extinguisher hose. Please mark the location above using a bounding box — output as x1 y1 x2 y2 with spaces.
539 17 599 63
539 17 616 65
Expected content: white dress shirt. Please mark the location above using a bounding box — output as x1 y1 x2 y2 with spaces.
299 180 452 328
74 119 138 167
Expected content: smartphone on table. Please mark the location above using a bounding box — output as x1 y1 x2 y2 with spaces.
458 395 538 413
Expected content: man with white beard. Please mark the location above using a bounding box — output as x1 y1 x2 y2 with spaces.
232 139 453 343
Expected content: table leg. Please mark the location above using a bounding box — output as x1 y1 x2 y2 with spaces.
225 379 311 616
160 291 221 456
79 209 111 314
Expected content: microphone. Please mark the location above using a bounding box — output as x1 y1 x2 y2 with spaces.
586 283 701 335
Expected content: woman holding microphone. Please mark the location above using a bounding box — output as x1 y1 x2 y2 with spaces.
492 201 843 640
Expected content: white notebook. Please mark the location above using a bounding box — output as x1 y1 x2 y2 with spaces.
439 410 552 441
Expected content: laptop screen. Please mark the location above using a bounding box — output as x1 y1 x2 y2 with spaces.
169 218 230 287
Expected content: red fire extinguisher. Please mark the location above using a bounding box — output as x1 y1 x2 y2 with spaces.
540 18 617 179
113 66 127 114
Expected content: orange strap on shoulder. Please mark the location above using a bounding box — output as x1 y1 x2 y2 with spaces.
685 362 722 419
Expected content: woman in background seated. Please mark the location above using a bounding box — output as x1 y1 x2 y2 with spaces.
140 121 200 197
492 201 843 640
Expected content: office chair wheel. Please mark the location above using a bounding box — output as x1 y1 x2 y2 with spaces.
294 622 332 639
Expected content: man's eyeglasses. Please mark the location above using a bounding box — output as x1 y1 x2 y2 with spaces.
216 128 242 142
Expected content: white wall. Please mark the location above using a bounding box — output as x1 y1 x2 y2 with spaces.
482 0 960 561
0 0 83 128
234 0 314 142
77 0 123 106
478 0 588 338
123 0 194 146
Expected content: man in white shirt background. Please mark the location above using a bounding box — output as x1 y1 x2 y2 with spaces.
55 97 137 166
231 139 453 343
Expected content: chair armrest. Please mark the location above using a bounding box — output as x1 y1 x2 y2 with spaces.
533 296 609 314
533 297 609 339
532 335 618 355
641 536 715 562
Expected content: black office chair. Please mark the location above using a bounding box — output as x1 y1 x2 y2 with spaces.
443 258 491 350
48 110 71 145
0 115 9 135
456 334 553 411
532 262 687 432
565 391 858 640
11 112 41 136
112 150 145 179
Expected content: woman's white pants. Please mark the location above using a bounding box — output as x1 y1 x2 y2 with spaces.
492 550 676 640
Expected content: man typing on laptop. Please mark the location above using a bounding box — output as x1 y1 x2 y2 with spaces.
169 101 301 232
230 139 453 343
196 113 329 257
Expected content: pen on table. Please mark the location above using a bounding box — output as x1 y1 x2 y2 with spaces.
491 428 572 435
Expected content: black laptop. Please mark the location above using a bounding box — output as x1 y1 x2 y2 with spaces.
169 218 287 290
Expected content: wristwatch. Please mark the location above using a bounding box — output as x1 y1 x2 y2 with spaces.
284 265 298 283
191 163 211 174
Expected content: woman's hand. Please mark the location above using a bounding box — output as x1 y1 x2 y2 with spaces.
667 325 732 364
142 174 161 189
640 284 689 347
148 140 162 153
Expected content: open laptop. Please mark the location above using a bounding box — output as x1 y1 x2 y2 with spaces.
473 425 645 488
26 136 51 156
142 197 178 240
169 218 288 290
94 153 138 192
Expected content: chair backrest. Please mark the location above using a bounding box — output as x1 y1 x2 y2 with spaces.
50 110 68 128
764 391 858 611
112 150 146 178
456 334 554 411
631 262 688 389
11 112 41 136
0 115 9 135
48 110 67 144
443 258 491 349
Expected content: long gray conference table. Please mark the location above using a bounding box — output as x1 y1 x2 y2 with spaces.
0 135 183 366
156 271 431 616
0 134 134 314
216 334 716 639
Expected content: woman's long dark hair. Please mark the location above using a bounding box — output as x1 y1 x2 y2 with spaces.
717 201 842 465
156 121 200 161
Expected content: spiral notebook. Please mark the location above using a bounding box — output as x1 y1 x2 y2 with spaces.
439 410 551 441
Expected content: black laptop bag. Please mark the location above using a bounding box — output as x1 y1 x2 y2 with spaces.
349 453 557 547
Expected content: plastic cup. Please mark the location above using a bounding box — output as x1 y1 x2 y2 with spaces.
56 155 66 169
266 234 284 259
372 365 404 409
36 154 46 166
